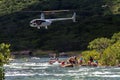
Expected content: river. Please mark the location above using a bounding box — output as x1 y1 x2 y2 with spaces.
4 57 120 80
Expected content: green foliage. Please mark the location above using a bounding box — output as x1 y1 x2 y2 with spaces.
104 0 120 14
82 32 120 66
87 37 112 53
0 0 39 15
101 41 120 66
111 32 120 42
0 54 4 66
82 50 100 63
0 67 4 80
0 43 11 66
0 43 10 80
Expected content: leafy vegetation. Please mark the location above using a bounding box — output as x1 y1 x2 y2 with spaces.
0 67 4 80
82 32 120 66
0 0 120 52
0 43 11 66
101 41 120 66
0 43 11 80
104 0 120 14
88 37 113 53
0 0 38 15
81 50 100 64
111 32 120 42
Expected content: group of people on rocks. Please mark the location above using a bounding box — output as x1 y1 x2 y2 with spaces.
49 53 98 67
60 54 98 67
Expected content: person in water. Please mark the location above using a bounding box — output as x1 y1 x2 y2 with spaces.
67 56 73 64
88 56 93 66
92 60 98 66
67 56 74 64
49 53 60 64
74 56 78 65
60 56 75 67
88 56 98 66
67 56 78 65
79 54 83 65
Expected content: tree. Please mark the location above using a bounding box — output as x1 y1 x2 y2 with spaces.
0 43 11 80
87 37 112 53
111 32 120 43
0 43 11 66
104 0 120 14
0 0 39 15
101 41 120 66
0 67 4 80
82 50 100 64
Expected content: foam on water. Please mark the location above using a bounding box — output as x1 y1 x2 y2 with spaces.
52 61 60 66
6 72 35 77
31 57 40 60
4 58 120 80
4 62 51 68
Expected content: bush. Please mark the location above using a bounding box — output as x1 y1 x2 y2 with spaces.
111 32 120 43
0 67 4 80
82 50 100 63
101 41 120 66
88 37 112 53
0 43 11 66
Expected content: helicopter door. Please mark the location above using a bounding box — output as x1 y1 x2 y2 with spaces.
34 20 45 25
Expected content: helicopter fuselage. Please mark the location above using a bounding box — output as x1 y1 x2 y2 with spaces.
30 19 52 29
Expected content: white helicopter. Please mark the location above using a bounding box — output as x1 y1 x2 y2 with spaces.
29 10 76 29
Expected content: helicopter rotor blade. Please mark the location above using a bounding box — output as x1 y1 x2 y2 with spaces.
22 10 70 13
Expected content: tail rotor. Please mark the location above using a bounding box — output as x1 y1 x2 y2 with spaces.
72 12 76 22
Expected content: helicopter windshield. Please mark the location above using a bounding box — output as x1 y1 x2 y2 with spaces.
33 20 46 25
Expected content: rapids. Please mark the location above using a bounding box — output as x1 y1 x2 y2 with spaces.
4 57 120 80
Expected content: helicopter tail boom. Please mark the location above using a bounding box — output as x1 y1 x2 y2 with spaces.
48 12 76 22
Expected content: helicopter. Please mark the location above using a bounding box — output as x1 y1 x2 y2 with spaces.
29 10 76 29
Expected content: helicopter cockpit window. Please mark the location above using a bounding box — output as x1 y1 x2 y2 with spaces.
34 20 45 25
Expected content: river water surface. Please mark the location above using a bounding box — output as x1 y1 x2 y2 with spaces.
4 57 120 80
